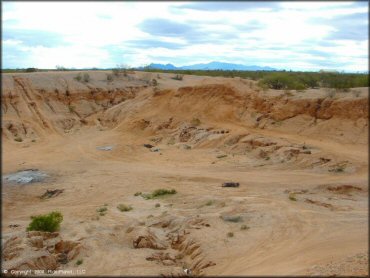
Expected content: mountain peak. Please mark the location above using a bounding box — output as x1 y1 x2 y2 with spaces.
141 61 275 71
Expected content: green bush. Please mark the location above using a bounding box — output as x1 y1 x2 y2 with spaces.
259 73 308 90
138 68 368 90
96 206 107 216
289 193 297 201
26 211 63 232
68 105 75 113
190 117 201 126
142 188 177 199
241 224 249 230
152 188 177 197
25 68 38 72
205 200 214 206
117 204 133 212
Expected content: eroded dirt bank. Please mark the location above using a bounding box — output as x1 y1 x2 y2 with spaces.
2 71 368 276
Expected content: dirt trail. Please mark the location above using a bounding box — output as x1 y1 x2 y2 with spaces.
2 71 368 276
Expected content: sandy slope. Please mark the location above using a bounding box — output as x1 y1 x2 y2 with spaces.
1 71 368 276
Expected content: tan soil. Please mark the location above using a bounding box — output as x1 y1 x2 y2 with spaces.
2 71 368 276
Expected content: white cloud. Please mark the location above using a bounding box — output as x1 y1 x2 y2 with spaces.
2 1 368 71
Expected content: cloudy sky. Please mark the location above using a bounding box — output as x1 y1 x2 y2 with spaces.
2 1 368 71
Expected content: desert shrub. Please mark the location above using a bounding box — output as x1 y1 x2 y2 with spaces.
117 204 133 212
134 192 142 196
205 200 214 206
216 154 227 159
155 203 160 208
76 259 83 265
289 193 297 201
151 79 158 86
14 137 23 142
167 137 176 145
106 73 114 82
83 73 90 82
172 74 183 81
56 65 67 71
240 224 249 230
221 215 242 223
96 206 107 213
26 211 63 232
152 188 177 197
142 188 177 199
25 68 38 72
138 68 368 89
68 105 75 113
74 73 82 82
112 64 128 77
227 232 234 237
190 117 201 126
329 165 346 173
259 73 308 90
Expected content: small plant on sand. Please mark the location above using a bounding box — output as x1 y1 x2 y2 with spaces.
14 137 23 142
151 78 158 86
68 105 75 113
83 73 90 83
289 193 297 201
205 200 214 206
329 165 346 173
241 224 249 230
106 73 114 82
96 206 108 216
227 232 234 238
167 137 176 145
171 74 183 81
117 204 133 212
112 64 128 77
221 215 243 223
134 192 142 196
141 188 177 200
190 117 201 126
27 211 63 232
76 259 83 266
74 73 82 82
152 188 177 197
216 154 227 159
155 203 161 208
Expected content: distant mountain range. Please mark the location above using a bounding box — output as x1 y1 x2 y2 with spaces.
138 61 276 71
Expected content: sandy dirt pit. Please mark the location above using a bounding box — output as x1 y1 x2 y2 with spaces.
1 71 368 276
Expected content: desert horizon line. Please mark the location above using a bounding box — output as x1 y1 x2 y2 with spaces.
2 60 369 74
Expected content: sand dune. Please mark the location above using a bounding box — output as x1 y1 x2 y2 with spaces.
2 71 368 276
